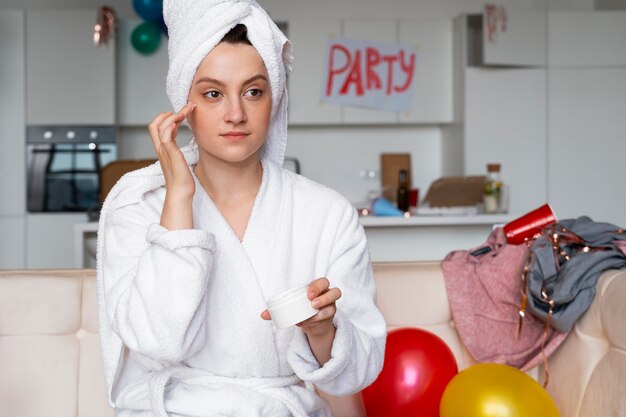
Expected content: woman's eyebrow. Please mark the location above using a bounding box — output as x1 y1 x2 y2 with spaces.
195 74 268 86
195 77 224 86
243 74 268 85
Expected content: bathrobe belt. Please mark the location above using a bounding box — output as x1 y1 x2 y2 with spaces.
148 366 309 417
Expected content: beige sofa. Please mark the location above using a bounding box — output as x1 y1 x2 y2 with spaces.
1 263 625 417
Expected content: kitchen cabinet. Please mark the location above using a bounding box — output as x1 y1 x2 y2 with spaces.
549 11 626 67
287 18 453 125
449 11 626 225
0 10 25 216
0 216 26 269
481 9 547 67
26 10 115 125
26 213 86 268
287 19 343 125
546 11 626 227
548 68 626 227
443 14 548 217
117 18 171 126
461 10 547 68
463 67 547 215
361 214 510 262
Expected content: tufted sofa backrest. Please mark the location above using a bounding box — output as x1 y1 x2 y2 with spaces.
373 261 477 370
0 270 113 417
1 265 625 417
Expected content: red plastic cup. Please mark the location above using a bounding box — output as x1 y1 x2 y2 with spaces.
503 203 557 245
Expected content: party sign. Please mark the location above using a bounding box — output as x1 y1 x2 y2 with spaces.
321 37 418 112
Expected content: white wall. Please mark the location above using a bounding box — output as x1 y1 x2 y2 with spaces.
1 0 596 208
286 126 441 204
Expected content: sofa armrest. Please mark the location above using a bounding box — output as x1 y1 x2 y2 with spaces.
543 268 626 417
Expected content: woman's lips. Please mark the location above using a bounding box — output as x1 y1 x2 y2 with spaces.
221 131 249 141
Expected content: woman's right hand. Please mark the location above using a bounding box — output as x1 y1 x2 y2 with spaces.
148 102 197 230
148 102 197 197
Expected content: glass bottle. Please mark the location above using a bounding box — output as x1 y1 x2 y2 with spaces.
397 169 410 213
483 163 502 214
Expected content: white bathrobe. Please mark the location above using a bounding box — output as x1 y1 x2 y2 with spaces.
97 141 387 417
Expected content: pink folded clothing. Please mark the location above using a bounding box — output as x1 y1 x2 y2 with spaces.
442 228 568 371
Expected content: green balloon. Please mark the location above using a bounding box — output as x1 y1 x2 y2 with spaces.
131 21 161 55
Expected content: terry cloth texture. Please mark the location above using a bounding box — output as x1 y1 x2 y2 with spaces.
164 0 292 167
96 154 387 416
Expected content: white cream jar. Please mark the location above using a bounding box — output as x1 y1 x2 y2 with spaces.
266 285 319 328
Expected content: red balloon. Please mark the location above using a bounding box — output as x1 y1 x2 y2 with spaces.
362 328 458 417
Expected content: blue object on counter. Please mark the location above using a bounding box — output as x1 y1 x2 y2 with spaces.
371 198 403 217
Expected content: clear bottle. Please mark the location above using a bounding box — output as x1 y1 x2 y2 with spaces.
483 163 503 214
397 169 410 213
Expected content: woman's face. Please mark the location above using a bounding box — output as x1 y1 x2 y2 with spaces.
187 42 271 166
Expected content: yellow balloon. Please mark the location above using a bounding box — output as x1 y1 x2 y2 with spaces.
440 363 560 417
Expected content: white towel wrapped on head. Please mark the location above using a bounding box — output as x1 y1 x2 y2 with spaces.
164 0 292 166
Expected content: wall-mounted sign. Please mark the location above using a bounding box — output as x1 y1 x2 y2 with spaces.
485 3 508 43
321 37 418 112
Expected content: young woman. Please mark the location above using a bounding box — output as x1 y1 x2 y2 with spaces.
97 2 386 416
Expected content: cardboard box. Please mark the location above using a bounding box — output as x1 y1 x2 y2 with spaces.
422 176 486 207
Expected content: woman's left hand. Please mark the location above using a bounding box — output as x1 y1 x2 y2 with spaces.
298 277 342 337
260 277 342 336
260 278 341 366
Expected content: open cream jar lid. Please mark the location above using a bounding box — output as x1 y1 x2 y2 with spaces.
266 285 319 328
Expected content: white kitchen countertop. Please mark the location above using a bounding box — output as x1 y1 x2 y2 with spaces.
358 214 510 227
75 213 512 266
76 213 511 233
